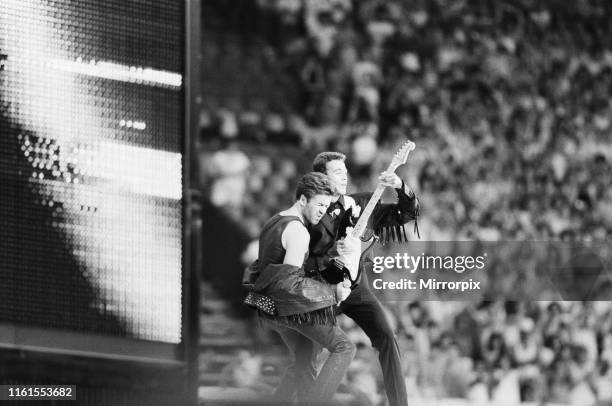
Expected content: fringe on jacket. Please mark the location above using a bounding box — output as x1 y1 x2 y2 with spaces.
257 306 337 326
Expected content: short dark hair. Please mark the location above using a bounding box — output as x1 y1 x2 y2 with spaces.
312 152 346 174
295 172 334 200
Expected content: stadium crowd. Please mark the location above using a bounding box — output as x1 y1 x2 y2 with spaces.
339 300 612 405
200 0 612 242
198 1 612 404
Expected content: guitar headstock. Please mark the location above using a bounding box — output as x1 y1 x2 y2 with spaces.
388 140 415 171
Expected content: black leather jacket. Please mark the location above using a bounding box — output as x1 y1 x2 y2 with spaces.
253 262 337 317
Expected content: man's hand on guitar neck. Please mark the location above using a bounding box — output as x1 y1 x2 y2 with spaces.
378 171 402 189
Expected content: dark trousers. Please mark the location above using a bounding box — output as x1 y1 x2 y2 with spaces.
339 283 408 406
262 316 356 404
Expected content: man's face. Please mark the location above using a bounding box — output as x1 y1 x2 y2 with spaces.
324 160 348 196
302 194 332 225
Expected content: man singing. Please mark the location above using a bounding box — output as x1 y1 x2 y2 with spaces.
245 172 355 404
307 152 420 406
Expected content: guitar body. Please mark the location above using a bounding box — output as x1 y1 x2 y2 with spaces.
320 235 377 286
320 207 376 286
320 258 351 285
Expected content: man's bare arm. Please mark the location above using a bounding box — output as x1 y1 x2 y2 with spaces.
284 221 351 301
281 221 310 267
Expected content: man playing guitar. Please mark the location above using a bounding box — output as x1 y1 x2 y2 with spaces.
306 145 419 406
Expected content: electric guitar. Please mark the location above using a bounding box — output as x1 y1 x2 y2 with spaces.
321 140 416 286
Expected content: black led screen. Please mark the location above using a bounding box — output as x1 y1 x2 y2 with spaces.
0 1 185 345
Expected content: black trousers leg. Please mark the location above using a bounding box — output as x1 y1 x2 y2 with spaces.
340 296 408 406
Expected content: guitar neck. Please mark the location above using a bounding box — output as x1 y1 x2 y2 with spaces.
346 140 414 240
350 183 386 239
